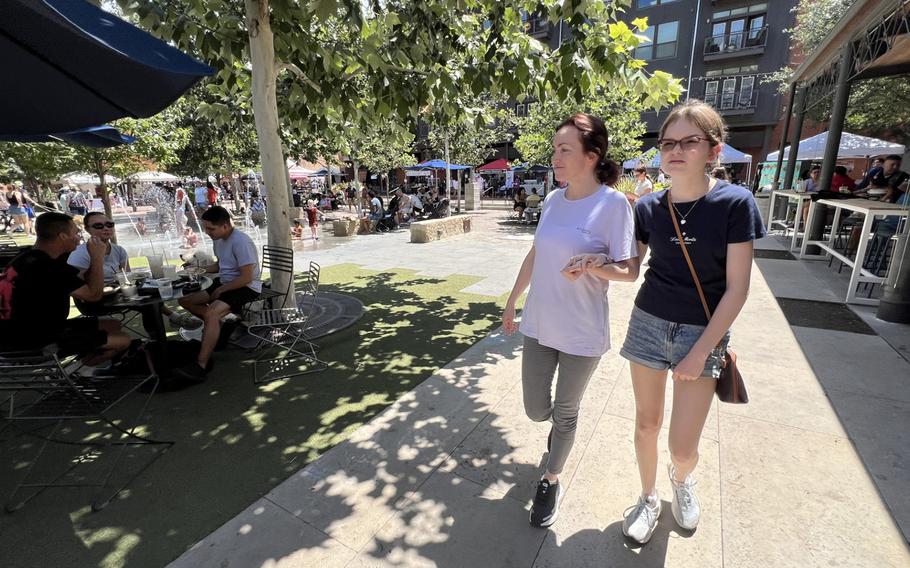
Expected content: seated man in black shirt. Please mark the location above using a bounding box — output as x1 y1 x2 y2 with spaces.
1 212 131 365
856 154 909 202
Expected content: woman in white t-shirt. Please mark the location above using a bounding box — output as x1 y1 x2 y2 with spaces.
502 113 638 528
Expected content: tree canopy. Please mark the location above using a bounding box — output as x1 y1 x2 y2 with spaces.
514 87 647 166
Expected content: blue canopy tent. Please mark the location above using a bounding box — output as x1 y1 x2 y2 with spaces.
413 159 471 170
0 0 213 136
0 125 135 148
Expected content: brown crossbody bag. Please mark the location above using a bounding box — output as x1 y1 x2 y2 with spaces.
667 191 748 404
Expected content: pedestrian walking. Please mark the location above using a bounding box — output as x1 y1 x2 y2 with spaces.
502 113 638 528
619 100 765 544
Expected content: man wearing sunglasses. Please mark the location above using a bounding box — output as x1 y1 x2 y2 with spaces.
1 212 131 366
67 212 129 280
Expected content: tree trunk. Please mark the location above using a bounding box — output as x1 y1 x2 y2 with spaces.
444 132 452 209
245 0 293 307
128 181 136 213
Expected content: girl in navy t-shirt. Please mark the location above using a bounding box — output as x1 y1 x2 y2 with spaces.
618 101 765 544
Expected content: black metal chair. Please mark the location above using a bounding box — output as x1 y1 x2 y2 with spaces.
0 346 172 512
256 245 294 310
247 261 328 383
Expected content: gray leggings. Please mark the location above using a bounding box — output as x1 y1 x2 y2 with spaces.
521 336 601 475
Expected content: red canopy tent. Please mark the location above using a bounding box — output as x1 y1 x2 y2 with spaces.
477 158 510 172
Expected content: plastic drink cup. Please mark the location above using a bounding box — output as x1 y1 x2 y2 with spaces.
147 255 164 278
156 278 174 299
163 264 178 279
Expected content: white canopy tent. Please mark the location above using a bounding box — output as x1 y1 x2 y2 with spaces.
125 171 180 183
766 131 905 162
55 171 120 186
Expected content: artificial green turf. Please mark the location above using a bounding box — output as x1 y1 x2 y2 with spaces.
0 264 519 568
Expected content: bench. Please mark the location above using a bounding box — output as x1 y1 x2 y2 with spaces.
410 215 473 243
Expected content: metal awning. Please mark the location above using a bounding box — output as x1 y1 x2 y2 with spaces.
791 0 910 88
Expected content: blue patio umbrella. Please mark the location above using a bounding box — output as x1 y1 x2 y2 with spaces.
0 0 213 136
0 125 135 148
415 159 472 170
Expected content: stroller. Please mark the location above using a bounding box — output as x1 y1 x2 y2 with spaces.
428 198 450 219
375 207 399 232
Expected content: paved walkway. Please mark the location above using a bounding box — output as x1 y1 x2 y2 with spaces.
168 211 910 567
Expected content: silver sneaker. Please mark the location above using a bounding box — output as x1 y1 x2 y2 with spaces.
669 464 700 530
179 326 204 342
622 493 661 544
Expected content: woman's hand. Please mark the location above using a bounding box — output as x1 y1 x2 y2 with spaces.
672 350 708 381
562 254 610 280
502 303 518 335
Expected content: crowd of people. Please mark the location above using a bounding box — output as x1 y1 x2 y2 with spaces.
0 204 262 384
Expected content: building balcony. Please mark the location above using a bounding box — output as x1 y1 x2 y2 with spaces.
704 26 768 61
705 91 758 116
524 18 551 39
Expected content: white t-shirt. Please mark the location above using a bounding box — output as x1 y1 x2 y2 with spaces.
634 179 653 196
519 185 637 357
67 242 130 280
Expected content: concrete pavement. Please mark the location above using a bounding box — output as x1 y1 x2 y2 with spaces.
167 210 910 567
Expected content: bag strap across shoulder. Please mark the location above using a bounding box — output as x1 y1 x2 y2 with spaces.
666 190 712 323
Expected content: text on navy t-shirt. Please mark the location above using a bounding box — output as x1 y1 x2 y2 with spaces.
633 181 766 325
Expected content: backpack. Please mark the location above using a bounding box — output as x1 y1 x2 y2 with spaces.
0 264 19 320
69 191 86 208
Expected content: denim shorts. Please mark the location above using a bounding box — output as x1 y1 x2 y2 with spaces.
620 306 730 379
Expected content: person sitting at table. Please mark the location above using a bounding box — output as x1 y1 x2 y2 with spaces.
524 187 541 223
804 165 821 192
830 165 857 194
174 206 261 381
856 154 909 202
135 217 147 236
513 188 527 219
68 212 129 280
0 212 131 366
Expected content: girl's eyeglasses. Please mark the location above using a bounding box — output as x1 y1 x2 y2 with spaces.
658 136 709 152
90 222 116 229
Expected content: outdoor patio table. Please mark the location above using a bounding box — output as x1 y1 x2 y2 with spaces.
103 275 213 343
768 189 813 251
799 198 908 305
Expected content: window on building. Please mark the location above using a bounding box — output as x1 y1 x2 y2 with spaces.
515 103 526 117
637 0 679 8
713 3 767 19
705 81 719 107
720 78 737 110
704 75 757 110
707 9 767 53
739 76 755 107
635 21 678 60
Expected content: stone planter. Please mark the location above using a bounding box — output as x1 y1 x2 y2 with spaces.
332 218 358 237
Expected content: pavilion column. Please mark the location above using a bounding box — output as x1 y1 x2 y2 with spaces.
782 86 806 192
772 82 797 192
807 43 853 254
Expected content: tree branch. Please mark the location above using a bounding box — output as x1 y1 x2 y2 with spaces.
276 61 325 92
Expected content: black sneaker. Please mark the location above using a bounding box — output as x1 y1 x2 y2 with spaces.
529 479 560 527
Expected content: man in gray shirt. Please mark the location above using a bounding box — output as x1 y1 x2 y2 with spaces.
176 206 261 381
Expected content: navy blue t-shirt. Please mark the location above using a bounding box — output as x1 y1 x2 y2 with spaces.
633 181 766 325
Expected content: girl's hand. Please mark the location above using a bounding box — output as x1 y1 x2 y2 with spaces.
672 351 708 381
502 303 518 335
